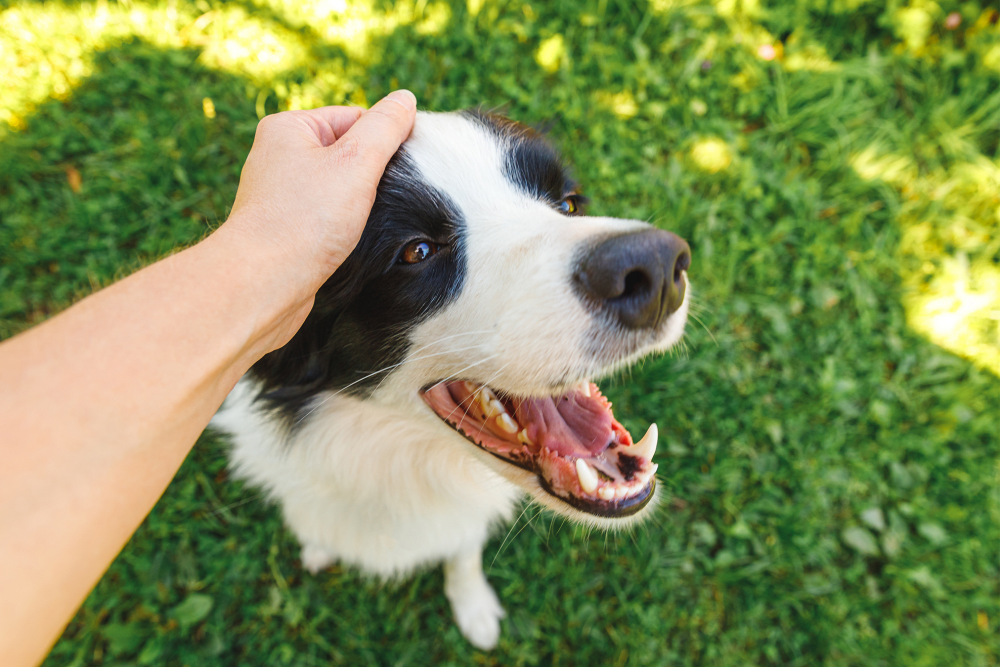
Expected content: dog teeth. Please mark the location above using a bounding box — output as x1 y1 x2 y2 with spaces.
517 428 535 446
477 388 498 416
624 423 657 461
577 380 591 398
598 485 616 501
496 413 519 434
575 459 599 494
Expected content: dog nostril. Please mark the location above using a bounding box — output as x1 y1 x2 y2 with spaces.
575 229 690 330
621 269 651 299
673 251 691 285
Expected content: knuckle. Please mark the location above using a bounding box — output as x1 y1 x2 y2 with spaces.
335 134 362 164
255 113 277 135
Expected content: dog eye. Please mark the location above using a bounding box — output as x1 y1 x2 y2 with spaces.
400 241 440 264
557 196 581 216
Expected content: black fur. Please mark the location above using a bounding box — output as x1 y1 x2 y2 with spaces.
464 110 579 205
250 149 466 424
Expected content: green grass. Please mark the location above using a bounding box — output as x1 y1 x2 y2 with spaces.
2 0 999 664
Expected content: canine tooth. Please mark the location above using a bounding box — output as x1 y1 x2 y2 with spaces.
626 423 658 461
496 413 519 434
578 381 591 397
598 486 616 501
575 459 599 494
488 399 507 418
640 463 659 484
517 428 535 446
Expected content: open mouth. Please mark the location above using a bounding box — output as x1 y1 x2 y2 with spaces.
421 380 658 517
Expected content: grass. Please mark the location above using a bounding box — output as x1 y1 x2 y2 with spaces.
1 0 998 664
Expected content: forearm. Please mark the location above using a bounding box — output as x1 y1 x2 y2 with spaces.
0 222 300 666
0 94 416 667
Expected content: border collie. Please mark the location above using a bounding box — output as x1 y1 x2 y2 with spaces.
211 110 691 649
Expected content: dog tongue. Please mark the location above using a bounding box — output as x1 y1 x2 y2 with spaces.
515 391 613 458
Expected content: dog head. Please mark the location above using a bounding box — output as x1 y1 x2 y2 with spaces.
252 110 690 528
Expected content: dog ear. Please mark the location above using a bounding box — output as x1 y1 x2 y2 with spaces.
461 109 576 207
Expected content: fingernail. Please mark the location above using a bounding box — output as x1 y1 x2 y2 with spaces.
385 89 417 111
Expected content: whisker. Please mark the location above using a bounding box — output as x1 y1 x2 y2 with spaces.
207 491 265 517
489 500 535 572
407 330 494 357
296 344 491 424
442 388 481 426
427 354 504 397
686 311 717 346
370 342 493 395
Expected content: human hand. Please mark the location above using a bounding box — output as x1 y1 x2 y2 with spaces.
225 90 417 289
217 90 417 353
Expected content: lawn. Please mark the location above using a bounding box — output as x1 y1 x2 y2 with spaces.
2 0 999 665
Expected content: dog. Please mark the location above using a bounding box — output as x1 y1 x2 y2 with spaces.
211 110 691 649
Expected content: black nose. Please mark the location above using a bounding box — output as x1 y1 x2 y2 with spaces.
575 229 691 330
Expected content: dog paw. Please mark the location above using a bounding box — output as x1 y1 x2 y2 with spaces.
447 578 506 650
300 544 336 574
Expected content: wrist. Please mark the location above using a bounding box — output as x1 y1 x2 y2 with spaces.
200 215 323 366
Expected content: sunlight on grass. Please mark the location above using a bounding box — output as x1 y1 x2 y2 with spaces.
247 0 451 60
535 33 565 73
689 137 733 173
595 90 639 119
782 38 839 72
189 8 308 77
889 5 1000 66
852 143 1000 374
312 0 451 60
0 0 448 132
1 0 302 128
904 255 1000 374
893 1 939 52
851 145 918 185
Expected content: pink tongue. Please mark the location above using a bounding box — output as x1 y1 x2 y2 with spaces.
515 393 613 458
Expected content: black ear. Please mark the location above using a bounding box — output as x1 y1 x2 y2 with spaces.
462 109 574 205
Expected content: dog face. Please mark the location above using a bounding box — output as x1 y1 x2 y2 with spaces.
251 110 690 526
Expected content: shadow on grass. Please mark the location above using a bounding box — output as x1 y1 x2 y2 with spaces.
0 39 256 336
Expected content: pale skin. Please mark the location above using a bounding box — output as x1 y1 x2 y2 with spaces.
0 90 417 667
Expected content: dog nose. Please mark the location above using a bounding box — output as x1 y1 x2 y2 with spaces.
575 229 691 330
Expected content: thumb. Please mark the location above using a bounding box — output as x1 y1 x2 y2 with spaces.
335 90 417 177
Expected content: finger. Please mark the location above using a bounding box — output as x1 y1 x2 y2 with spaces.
300 106 365 147
335 90 417 175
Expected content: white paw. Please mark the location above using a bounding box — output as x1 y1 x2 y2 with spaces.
446 578 506 650
300 544 336 574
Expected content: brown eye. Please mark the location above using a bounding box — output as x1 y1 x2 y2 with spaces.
557 196 579 215
401 241 440 264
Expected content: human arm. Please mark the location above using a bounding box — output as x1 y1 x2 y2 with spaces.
0 91 416 667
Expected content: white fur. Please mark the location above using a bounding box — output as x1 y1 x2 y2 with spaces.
212 111 688 649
